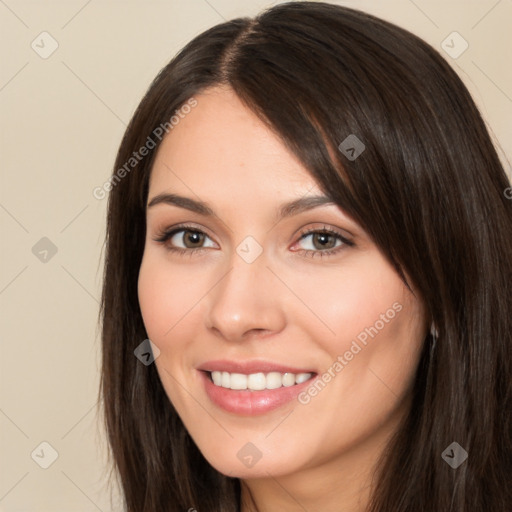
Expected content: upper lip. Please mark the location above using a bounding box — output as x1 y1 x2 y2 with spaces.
198 359 317 375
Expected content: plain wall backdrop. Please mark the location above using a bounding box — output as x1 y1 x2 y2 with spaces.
1 0 511 510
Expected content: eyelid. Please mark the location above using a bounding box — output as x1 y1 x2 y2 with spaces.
152 222 218 246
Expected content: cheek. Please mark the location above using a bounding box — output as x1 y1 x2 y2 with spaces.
137 252 203 404
283 253 408 351
287 254 426 407
137 257 171 339
137 250 213 340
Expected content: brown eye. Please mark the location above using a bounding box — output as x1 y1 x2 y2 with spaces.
297 231 344 252
180 230 205 248
168 229 217 249
311 232 338 250
290 226 354 259
153 224 218 255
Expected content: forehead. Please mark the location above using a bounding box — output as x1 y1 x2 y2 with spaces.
148 86 321 202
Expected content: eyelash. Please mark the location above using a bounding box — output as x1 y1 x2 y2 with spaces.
152 223 354 259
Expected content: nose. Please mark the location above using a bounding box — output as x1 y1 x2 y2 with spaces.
204 249 286 342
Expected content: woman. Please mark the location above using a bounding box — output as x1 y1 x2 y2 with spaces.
99 2 512 511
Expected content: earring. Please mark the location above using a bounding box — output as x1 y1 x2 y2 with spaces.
430 322 438 353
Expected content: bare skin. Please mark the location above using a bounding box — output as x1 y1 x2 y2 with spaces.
137 85 428 511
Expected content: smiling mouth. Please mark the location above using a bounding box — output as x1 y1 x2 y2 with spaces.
206 370 316 391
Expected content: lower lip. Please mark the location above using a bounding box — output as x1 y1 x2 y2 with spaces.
199 371 317 415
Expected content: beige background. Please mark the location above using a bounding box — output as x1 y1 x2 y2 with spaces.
0 0 511 510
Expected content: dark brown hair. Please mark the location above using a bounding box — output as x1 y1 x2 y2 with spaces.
99 2 512 510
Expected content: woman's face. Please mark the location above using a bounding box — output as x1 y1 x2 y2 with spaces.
138 85 428 482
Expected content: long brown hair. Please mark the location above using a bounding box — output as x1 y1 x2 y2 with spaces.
99 2 512 510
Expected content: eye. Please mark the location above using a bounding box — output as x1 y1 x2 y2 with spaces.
291 226 353 258
153 224 217 254
153 223 354 258
169 229 216 249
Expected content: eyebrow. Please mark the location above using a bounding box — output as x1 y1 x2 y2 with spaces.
147 193 336 220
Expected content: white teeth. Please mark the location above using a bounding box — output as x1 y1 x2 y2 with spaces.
229 373 247 390
212 371 222 386
282 373 296 387
247 372 266 390
209 370 314 390
295 373 312 384
265 372 283 390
